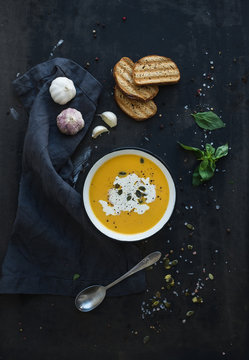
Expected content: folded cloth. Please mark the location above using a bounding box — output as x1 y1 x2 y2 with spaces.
0 58 146 296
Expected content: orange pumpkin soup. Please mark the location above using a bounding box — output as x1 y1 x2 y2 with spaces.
89 154 169 234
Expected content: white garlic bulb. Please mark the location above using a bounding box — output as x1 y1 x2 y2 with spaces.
92 126 109 139
98 111 117 127
49 77 76 105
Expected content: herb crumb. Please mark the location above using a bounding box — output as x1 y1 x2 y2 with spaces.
73 273 80 281
143 335 150 344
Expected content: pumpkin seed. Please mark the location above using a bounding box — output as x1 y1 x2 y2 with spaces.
186 223 195 230
170 259 178 266
136 190 142 198
186 310 195 317
192 296 203 304
151 300 159 307
139 186 146 191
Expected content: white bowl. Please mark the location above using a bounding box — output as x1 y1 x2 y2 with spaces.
83 149 176 241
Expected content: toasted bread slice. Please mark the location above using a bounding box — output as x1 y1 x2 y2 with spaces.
113 57 159 101
114 86 157 121
133 55 180 85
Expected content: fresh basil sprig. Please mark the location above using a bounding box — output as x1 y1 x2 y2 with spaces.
178 142 228 186
192 111 225 130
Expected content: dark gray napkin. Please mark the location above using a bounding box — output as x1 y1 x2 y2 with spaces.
0 58 146 296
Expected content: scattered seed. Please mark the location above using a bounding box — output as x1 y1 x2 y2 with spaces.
164 258 171 269
164 274 172 282
151 300 159 307
192 296 203 304
208 273 214 280
185 223 195 230
186 310 195 317
170 259 178 266
143 335 150 344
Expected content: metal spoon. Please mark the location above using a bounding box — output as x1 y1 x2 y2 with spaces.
75 251 161 312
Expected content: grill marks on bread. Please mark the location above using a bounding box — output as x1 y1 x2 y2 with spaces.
133 55 180 85
114 86 157 121
113 57 159 101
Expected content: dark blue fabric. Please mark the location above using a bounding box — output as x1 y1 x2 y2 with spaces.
0 58 146 296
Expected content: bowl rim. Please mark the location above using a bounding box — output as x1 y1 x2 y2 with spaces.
83 148 176 242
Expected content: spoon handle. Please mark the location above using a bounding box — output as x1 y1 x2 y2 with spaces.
105 251 161 291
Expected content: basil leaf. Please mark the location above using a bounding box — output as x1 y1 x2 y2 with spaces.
209 158 216 172
192 165 202 186
178 142 204 159
199 159 215 181
192 111 225 130
215 143 228 159
205 143 215 156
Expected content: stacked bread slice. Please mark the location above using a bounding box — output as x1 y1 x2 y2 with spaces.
114 55 180 121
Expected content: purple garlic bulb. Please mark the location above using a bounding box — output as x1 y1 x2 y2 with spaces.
56 108 85 135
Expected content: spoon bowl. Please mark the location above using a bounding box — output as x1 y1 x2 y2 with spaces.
75 285 106 312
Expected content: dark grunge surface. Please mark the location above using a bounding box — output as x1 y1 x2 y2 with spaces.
0 1 248 359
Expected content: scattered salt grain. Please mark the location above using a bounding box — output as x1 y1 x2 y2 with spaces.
9 107 19 120
50 39 64 57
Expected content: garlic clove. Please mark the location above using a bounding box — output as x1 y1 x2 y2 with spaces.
92 126 109 139
98 111 117 128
